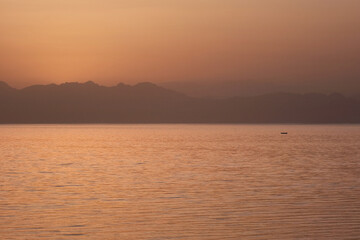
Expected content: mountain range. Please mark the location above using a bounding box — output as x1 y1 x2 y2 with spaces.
1 81 359 123
160 80 360 98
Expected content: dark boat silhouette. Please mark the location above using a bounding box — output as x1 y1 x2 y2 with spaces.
281 132 288 135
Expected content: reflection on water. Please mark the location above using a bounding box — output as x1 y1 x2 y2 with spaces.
0 124 360 239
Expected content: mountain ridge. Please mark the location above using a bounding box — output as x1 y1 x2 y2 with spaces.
0 81 359 123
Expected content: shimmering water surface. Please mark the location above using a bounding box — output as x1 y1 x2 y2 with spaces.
1 124 360 239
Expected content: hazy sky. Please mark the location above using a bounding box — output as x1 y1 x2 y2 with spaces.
1 0 360 89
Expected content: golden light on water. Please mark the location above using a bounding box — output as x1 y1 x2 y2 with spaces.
1 125 360 238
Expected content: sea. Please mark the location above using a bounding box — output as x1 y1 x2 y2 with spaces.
1 124 360 239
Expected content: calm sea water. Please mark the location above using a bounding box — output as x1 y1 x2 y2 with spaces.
0 124 360 239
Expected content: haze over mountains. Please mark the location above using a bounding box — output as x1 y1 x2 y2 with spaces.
0 81 359 124
160 80 360 98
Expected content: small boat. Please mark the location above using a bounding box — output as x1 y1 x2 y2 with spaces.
281 132 288 135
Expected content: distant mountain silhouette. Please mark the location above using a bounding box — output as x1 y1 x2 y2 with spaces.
160 80 360 98
0 81 359 123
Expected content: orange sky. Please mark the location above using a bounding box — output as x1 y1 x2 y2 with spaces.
1 0 360 88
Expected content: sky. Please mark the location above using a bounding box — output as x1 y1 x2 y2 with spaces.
1 0 360 92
